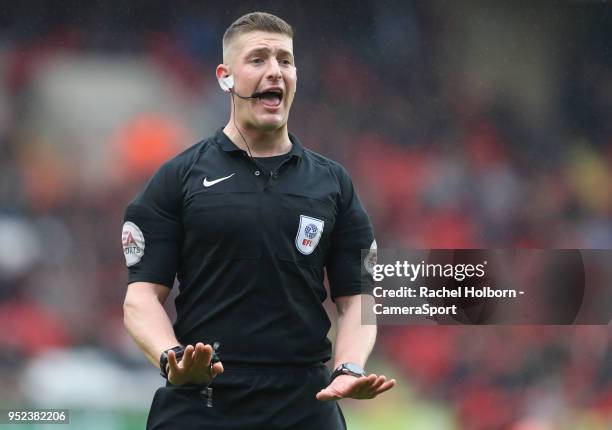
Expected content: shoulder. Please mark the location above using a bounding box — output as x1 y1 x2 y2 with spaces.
131 136 214 205
149 132 226 191
301 148 352 183
300 148 363 213
157 137 212 179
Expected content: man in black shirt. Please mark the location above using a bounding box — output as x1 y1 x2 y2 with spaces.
122 11 395 430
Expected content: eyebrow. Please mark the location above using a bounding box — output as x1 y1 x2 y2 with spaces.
245 47 294 59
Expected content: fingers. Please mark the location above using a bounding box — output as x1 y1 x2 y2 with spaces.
181 343 221 377
167 349 181 375
351 374 377 395
363 374 378 387
316 375 367 401
341 374 397 400
373 379 396 396
315 373 397 402
193 342 213 367
361 375 396 398
181 344 194 368
167 343 223 386
369 375 387 392
353 374 378 398
211 361 224 377
180 343 211 371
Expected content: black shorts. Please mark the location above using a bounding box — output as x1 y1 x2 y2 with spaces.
146 363 347 430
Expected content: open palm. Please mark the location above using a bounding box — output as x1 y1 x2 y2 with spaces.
316 374 396 401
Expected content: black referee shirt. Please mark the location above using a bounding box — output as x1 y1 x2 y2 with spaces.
123 129 374 365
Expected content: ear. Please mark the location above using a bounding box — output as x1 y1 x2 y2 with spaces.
216 64 233 92
216 64 229 80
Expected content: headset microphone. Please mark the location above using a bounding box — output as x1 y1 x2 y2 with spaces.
233 91 264 100
218 74 256 159
218 75 263 100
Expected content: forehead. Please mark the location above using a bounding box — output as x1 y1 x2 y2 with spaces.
232 31 293 56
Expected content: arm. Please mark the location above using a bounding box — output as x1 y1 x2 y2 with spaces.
123 282 223 385
122 162 221 384
316 294 395 401
318 165 394 400
332 294 376 369
123 282 178 368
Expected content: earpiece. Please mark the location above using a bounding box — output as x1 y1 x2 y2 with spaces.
217 74 261 101
218 75 234 92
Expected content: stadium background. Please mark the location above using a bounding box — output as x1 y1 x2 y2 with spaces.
0 1 610 428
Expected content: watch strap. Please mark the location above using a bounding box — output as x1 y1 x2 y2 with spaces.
330 362 366 383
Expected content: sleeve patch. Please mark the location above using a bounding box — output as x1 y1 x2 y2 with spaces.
122 221 145 267
364 239 377 275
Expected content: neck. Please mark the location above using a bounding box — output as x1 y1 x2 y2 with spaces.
223 120 292 157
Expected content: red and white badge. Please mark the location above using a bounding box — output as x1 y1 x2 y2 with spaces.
122 221 145 267
295 215 324 255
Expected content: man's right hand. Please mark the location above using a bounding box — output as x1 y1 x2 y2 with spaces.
166 342 224 386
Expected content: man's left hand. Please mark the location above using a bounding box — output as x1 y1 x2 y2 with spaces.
316 374 396 401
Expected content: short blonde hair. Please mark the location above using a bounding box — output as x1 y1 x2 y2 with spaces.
223 12 293 62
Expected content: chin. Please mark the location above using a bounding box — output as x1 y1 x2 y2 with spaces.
255 116 286 131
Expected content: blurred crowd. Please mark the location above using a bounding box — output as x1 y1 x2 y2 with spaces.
0 1 610 429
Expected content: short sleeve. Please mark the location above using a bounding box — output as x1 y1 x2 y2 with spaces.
122 161 183 288
326 165 375 301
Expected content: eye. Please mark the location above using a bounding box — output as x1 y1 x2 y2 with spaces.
250 58 263 64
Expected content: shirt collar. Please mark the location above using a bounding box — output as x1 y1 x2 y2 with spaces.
214 128 304 159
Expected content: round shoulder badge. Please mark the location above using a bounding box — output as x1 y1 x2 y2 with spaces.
122 221 145 267
364 239 377 275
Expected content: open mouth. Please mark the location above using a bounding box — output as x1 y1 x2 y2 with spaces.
258 89 283 108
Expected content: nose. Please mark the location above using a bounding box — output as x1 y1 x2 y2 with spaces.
266 58 282 81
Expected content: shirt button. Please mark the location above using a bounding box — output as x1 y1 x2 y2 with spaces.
254 170 260 176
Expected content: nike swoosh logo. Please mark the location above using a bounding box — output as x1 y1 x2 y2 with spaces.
203 173 235 187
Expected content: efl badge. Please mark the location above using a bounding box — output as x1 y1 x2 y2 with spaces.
295 215 324 255
122 221 145 267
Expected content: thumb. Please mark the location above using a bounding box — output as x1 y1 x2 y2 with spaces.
316 387 340 402
211 361 224 377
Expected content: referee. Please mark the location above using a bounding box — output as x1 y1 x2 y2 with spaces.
122 12 395 430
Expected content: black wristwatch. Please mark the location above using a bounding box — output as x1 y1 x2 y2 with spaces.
330 362 366 383
159 346 185 379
